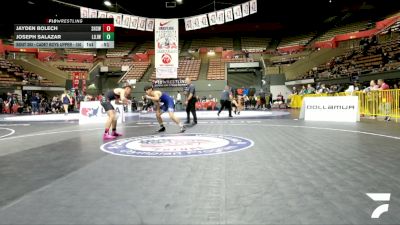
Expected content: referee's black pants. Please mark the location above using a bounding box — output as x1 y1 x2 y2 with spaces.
186 99 197 123
218 100 232 116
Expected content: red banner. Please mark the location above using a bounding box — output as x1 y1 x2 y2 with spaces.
72 72 80 89
82 79 86 93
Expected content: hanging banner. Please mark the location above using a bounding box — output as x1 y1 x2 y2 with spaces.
216 10 225 25
225 8 234 23
193 16 201 30
78 0 257 32
185 18 193 31
107 13 123 27
72 72 80 89
88 9 98 18
138 17 147 31
114 14 123 27
233 5 242 20
80 7 89 18
208 12 217 26
146 18 155 31
130 16 138 29
242 2 250 17
98 11 107 18
122 14 131 28
155 19 179 79
200 14 209 28
250 0 257 14
82 79 87 93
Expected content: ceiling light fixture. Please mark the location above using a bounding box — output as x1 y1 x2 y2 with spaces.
104 0 112 7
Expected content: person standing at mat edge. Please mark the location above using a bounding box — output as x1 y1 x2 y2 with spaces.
101 82 132 140
61 90 72 115
144 85 185 133
184 77 197 125
217 85 233 117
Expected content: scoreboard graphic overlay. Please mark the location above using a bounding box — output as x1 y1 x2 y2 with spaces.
14 19 114 49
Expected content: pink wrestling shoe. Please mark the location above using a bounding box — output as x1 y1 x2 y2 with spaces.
103 133 116 140
112 131 123 137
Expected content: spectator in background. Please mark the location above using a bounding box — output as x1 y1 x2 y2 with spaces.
207 94 216 105
363 80 379 119
61 90 72 115
378 79 389 90
237 87 244 96
250 96 257 109
131 97 137 111
31 93 40 115
176 91 182 111
0 97 3 114
258 89 267 109
243 87 249 96
363 80 379 92
299 85 307 95
51 96 62 114
377 79 391 121
306 84 315 94
97 93 104 101
317 84 329 94
243 95 250 109
6 92 13 114
292 86 299 95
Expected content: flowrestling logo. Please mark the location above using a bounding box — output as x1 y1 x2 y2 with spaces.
100 133 254 157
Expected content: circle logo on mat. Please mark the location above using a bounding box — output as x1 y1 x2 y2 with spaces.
100 133 254 157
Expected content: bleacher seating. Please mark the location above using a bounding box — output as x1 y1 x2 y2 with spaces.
120 61 151 82
315 21 369 41
207 58 249 80
190 37 233 50
0 59 56 86
207 59 225 80
64 49 97 55
241 37 271 52
136 41 154 53
39 48 56 52
380 20 400 34
149 59 201 81
269 51 311 65
299 37 400 81
0 74 19 86
0 60 22 86
54 64 92 71
278 33 316 49
106 42 135 57
104 57 135 67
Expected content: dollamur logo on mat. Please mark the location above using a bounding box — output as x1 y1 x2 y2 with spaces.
100 133 254 157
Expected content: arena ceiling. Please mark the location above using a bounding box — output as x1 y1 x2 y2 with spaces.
1 0 400 37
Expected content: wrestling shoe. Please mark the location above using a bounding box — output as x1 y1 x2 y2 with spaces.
180 126 186 133
112 131 123 137
157 126 166 132
103 133 116 140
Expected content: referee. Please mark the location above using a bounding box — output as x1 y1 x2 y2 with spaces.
184 77 197 125
217 85 233 117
